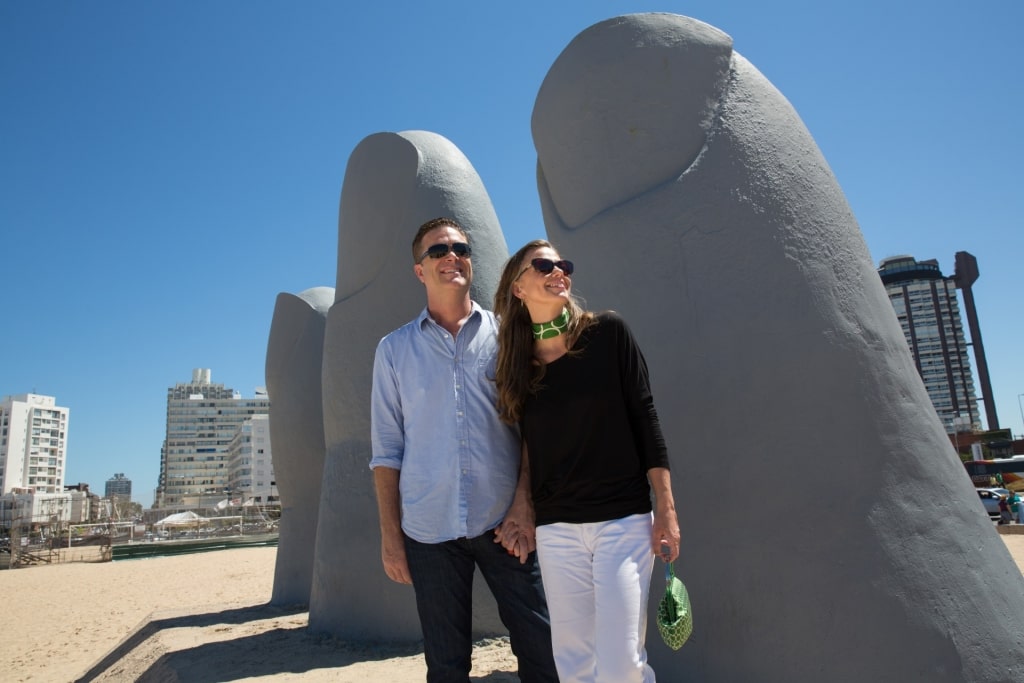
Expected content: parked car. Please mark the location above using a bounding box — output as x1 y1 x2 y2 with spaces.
977 488 1011 517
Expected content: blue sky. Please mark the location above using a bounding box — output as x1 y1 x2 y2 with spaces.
3 1 1022 507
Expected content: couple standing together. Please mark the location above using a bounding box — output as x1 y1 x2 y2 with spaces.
370 217 680 683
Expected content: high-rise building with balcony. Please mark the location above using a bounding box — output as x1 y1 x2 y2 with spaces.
878 255 982 433
154 369 270 509
0 393 69 494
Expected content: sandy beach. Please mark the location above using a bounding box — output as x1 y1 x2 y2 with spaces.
2 535 1022 682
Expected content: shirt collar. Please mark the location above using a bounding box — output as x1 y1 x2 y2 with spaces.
417 300 483 329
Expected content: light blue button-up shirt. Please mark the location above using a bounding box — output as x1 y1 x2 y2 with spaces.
370 302 520 544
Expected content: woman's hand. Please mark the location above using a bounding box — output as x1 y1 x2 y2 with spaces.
649 467 680 561
494 519 535 563
653 506 681 562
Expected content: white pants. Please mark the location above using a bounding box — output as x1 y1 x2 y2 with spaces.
536 512 656 683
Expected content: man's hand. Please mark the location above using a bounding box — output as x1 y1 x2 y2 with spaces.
494 440 537 564
494 520 534 564
494 493 536 564
374 467 412 583
381 529 412 584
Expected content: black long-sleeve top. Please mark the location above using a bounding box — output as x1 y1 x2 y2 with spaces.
521 311 670 526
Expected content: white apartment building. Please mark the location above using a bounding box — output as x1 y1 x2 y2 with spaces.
0 489 92 528
878 256 980 433
0 393 69 494
155 369 270 509
227 414 277 504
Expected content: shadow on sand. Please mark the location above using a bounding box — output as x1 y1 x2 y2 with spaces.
75 603 519 682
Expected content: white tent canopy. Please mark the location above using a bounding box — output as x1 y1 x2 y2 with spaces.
154 511 209 527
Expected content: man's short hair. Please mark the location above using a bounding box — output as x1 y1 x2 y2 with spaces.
412 217 467 262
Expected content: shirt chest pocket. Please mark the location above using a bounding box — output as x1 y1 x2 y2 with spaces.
477 352 497 383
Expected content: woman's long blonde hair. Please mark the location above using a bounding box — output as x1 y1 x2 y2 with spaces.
494 239 594 424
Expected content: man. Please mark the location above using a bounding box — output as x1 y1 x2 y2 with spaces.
370 217 557 683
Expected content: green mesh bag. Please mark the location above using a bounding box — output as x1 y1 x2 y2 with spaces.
657 561 693 650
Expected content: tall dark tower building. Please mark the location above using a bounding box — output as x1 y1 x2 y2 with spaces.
878 255 982 433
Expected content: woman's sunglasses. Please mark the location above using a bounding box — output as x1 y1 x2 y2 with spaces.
531 258 574 275
517 258 575 280
418 242 472 263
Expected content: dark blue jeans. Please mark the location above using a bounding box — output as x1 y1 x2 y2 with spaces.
404 529 558 683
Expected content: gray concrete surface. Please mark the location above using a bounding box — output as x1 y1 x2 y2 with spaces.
532 13 1024 681
266 286 333 607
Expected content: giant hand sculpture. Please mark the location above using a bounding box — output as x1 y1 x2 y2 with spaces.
532 13 1024 681
264 13 1024 680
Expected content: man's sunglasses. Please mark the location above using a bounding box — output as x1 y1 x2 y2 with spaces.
517 258 575 280
418 242 472 263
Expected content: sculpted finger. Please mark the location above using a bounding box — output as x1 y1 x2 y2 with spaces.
532 11 1024 678
311 130 509 639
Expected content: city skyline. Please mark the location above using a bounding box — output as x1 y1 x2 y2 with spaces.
3 2 1022 507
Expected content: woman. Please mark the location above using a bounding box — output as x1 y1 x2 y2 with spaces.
493 239 680 683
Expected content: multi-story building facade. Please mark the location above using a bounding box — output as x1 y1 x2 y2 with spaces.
226 414 277 505
154 369 270 510
0 490 91 529
0 393 69 494
105 472 132 500
878 256 980 433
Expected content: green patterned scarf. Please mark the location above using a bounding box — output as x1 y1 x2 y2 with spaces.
532 307 570 340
